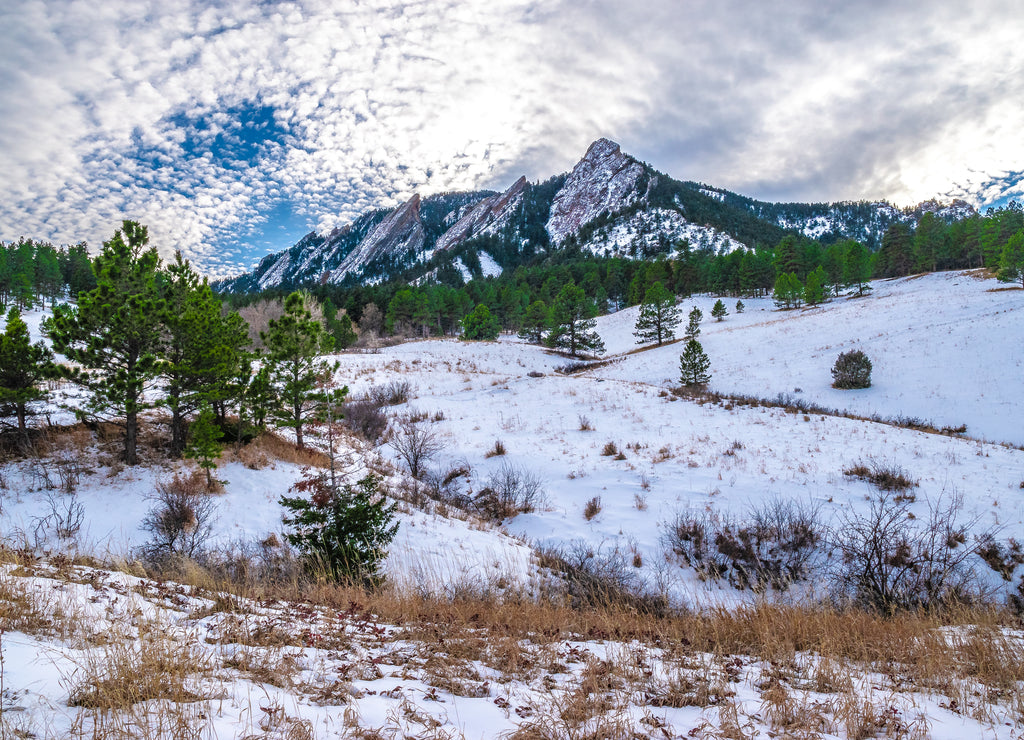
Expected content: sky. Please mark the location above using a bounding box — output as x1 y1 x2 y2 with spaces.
2 0 1023 279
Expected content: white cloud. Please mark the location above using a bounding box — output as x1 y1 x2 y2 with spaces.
1 0 1022 278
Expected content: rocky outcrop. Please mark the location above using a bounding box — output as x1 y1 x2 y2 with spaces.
435 176 527 252
545 138 645 245
327 194 425 283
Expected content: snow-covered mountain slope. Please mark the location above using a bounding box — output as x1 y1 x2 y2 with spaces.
215 138 977 293
545 138 646 245
434 176 527 253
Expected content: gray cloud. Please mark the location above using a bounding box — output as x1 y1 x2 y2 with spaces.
1 0 1021 278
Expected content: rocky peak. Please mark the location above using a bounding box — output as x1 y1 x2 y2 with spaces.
435 176 528 253
328 194 425 283
546 138 646 244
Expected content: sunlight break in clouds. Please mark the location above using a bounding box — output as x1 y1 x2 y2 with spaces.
1 0 1022 278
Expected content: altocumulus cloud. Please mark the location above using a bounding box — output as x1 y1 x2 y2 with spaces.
1 0 1022 278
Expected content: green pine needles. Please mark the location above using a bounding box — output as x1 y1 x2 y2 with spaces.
185 403 224 490
679 339 711 387
633 282 680 345
280 473 399 585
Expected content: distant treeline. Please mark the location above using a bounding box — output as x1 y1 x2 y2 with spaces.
0 238 95 309
221 202 1024 340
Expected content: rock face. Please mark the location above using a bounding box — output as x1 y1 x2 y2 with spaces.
214 137 979 294
435 176 527 253
545 138 646 245
328 194 425 283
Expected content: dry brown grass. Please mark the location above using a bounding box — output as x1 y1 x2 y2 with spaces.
234 431 332 468
66 620 211 710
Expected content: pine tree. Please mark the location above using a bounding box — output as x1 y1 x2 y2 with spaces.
844 241 872 296
243 365 275 433
44 221 164 464
633 282 680 346
261 291 333 449
711 299 728 322
0 307 54 435
185 403 224 490
679 339 711 386
518 300 549 344
773 272 803 309
461 303 501 340
684 306 703 341
804 266 826 306
546 283 605 357
735 299 745 314
280 473 398 585
997 229 1024 287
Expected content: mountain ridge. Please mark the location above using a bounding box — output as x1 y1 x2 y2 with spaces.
215 139 976 293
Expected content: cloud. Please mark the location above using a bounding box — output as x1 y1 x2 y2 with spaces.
1 0 1022 278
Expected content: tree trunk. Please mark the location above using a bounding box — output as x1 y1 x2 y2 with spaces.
170 405 184 458
125 410 138 465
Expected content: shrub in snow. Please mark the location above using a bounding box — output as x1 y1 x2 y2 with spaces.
831 349 872 389
140 471 217 561
474 462 543 520
831 490 988 612
389 417 446 480
343 398 388 442
280 472 398 585
664 499 824 592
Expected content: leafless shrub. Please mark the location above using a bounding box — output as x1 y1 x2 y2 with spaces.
389 418 446 480
577 415 593 431
537 541 665 615
473 462 543 520
665 499 825 591
976 536 1024 581
53 449 85 493
32 490 85 546
343 398 388 443
664 510 730 581
369 379 413 406
583 496 602 521
601 441 618 456
831 490 988 612
423 462 474 509
140 471 218 561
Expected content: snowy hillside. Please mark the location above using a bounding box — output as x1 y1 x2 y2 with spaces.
3 270 1024 737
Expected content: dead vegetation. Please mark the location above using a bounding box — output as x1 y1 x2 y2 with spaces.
2 545 1024 738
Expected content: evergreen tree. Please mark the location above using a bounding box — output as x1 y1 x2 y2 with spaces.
160 252 249 456
243 365 275 433
280 473 398 585
684 306 703 340
633 282 680 346
262 291 333 449
461 303 501 340
711 299 728 322
804 266 826 306
518 300 549 344
185 403 224 490
0 307 54 435
546 283 605 357
773 272 803 309
997 229 1024 287
679 339 711 386
44 221 164 465
844 241 872 296
735 299 745 314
